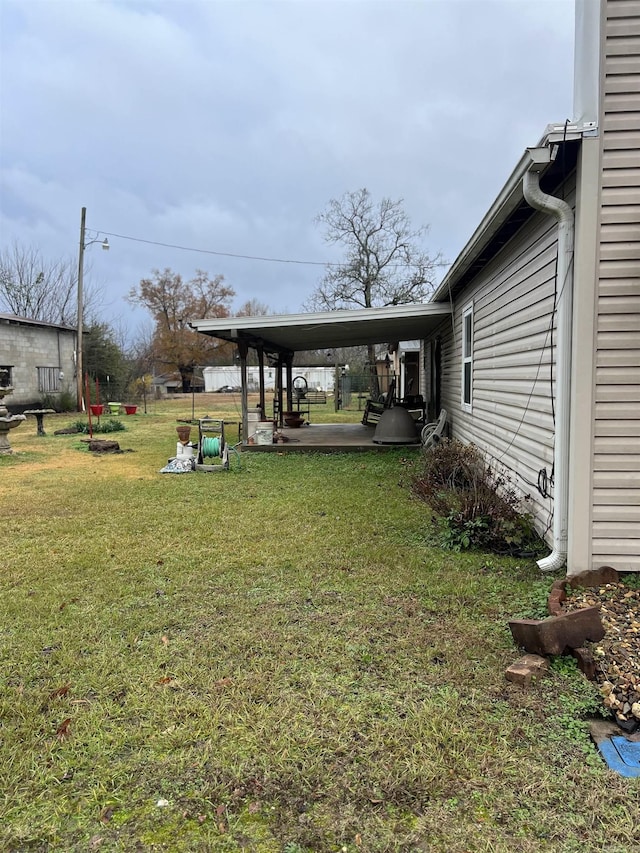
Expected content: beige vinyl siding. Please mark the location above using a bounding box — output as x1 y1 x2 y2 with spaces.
592 0 640 570
436 189 576 542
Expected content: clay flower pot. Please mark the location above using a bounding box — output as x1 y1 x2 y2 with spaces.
90 404 104 416
176 425 191 444
284 413 304 428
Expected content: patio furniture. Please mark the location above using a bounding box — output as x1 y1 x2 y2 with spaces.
421 409 448 450
395 394 427 424
361 378 396 426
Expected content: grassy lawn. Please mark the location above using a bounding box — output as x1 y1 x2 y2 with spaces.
1 396 638 852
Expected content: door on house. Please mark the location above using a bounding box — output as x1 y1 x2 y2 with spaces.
426 339 441 422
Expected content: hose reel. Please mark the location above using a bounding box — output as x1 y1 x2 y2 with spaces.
200 435 223 459
196 418 230 471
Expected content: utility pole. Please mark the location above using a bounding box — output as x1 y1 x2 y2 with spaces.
76 207 109 411
76 207 86 411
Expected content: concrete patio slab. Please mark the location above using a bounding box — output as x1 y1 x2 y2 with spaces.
244 423 423 453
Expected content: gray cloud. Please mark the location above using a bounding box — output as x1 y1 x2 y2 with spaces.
0 0 575 335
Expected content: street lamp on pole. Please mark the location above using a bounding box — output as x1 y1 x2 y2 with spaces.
77 206 109 411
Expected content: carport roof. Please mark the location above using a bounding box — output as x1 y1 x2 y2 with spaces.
190 303 451 354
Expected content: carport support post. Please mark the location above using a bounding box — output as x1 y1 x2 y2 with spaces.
237 341 249 443
275 357 284 427
285 355 294 414
257 345 266 417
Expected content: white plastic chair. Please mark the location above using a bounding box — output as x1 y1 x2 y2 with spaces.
421 409 448 450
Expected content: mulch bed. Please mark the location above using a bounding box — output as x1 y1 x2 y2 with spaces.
563 579 640 731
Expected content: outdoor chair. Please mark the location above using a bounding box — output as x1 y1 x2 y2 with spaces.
361 378 396 426
420 408 448 450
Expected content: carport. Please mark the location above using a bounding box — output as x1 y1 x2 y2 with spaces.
190 303 451 445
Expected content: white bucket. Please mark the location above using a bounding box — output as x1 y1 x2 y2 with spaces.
246 410 260 438
254 422 274 445
176 442 194 459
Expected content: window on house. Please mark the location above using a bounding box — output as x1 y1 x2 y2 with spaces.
0 366 12 388
462 302 473 411
37 367 60 393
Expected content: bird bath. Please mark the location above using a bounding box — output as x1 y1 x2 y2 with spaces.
0 384 26 455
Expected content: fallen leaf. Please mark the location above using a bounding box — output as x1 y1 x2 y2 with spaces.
56 718 72 740
214 677 233 688
248 801 261 814
161 635 169 645
355 834 362 846
99 806 114 823
49 683 71 700
216 804 226 818
156 676 174 685
59 597 79 611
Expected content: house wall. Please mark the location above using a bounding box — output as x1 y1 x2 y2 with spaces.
591 0 640 570
430 181 577 544
0 318 76 409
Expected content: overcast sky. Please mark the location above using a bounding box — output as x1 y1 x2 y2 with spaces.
1 0 576 340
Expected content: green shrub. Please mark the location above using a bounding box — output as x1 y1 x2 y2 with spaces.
69 418 125 434
412 438 542 555
41 390 76 413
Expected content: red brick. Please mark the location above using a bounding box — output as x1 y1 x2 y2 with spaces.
505 663 534 687
518 653 549 674
571 646 597 680
505 654 549 687
548 589 567 616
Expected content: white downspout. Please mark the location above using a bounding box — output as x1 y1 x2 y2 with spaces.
522 150 575 572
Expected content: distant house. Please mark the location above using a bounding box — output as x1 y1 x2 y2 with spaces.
422 0 639 574
151 371 204 396
0 313 76 410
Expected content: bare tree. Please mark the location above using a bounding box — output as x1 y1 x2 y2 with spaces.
0 240 101 325
307 188 442 395
127 268 235 391
235 297 271 317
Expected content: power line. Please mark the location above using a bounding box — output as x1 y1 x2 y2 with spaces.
93 228 433 271
95 230 337 267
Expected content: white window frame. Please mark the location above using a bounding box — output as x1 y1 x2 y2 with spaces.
461 301 473 412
